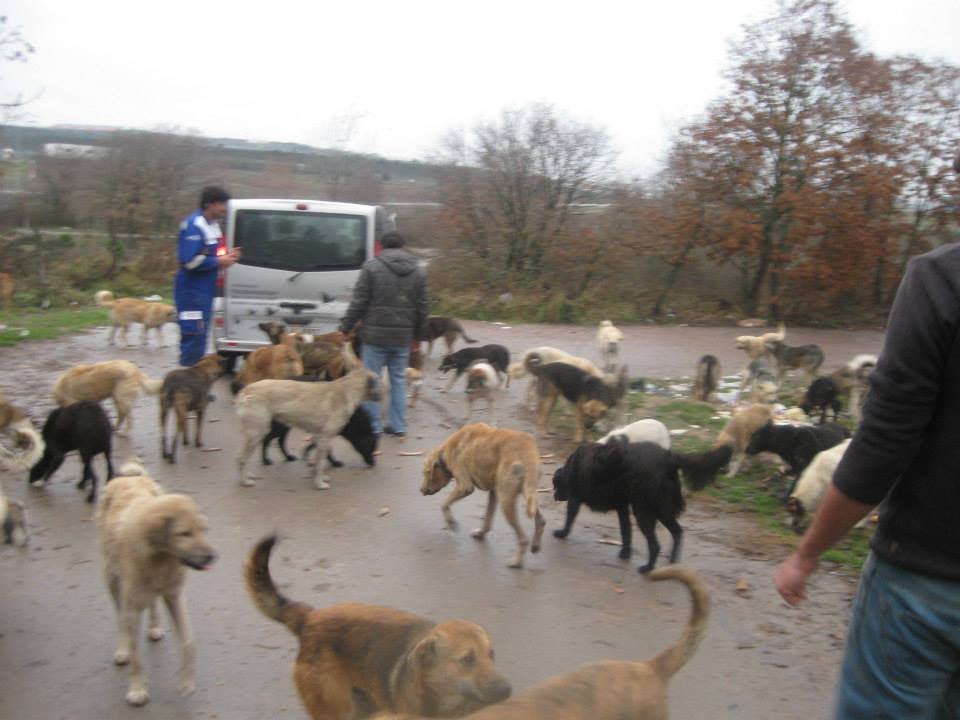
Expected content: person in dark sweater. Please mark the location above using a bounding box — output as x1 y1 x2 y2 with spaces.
775 242 960 718
339 232 428 437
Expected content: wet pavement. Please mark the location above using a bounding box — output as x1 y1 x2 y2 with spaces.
0 320 885 719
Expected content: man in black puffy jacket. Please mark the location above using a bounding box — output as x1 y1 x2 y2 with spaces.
339 232 428 437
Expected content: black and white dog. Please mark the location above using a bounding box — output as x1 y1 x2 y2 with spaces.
552 439 732 573
438 344 510 392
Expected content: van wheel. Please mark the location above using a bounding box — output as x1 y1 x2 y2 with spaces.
219 353 238 374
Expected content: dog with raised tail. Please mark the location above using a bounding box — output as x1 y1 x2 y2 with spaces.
691 354 721 402
596 320 625 371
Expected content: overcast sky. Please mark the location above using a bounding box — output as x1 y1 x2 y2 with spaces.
4 0 960 177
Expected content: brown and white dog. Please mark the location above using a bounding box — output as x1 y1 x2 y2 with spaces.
52 360 163 434
376 567 709 720
0 389 43 471
464 361 499 423
95 290 177 347
423 423 546 568
97 460 216 706
246 535 512 720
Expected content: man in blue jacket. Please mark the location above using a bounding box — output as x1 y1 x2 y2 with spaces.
174 186 241 366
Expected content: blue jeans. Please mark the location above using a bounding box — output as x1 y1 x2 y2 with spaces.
835 552 960 719
361 343 409 434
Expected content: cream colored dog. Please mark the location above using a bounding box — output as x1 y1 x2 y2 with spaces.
53 360 162 433
422 423 545 568
97 460 216 706
714 403 774 476
464 361 499 423
0 389 43 470
96 290 177 347
734 322 785 360
596 320 625 371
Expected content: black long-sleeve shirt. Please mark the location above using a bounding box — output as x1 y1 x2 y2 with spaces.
833 244 960 580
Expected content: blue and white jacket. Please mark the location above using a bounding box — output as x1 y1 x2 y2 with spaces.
174 210 222 311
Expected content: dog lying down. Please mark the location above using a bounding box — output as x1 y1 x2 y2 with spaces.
97 459 216 706
234 368 380 490
246 535 512 720
375 566 709 720
553 440 732 573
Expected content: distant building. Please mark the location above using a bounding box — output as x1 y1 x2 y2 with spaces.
42 143 111 159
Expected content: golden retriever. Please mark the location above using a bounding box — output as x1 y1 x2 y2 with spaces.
53 360 162 434
95 290 177 347
375 567 709 720
714 403 774 476
97 460 216 706
234 367 380 489
422 423 546 568
734 322 785 360
245 535 512 720
0 389 44 470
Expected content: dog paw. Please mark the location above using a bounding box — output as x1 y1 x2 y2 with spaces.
445 519 460 532
471 528 487 540
261 458 273 466
148 627 165 641
125 687 149 706
179 678 196 697
240 477 257 487
531 543 541 553
637 564 654 574
313 477 331 490
29 479 46 489
506 559 524 569
552 529 568 539
113 650 130 666
618 547 632 560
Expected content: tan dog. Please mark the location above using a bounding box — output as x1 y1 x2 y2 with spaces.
95 290 177 347
53 360 162 433
422 423 546 568
377 567 709 720
234 367 380 489
97 460 216 706
231 343 304 393
246 535 512 720
0 271 13 309
714 403 774 476
734 322 785 360
406 366 423 407
0 389 44 470
258 321 349 378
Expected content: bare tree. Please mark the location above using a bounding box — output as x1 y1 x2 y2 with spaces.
0 16 35 121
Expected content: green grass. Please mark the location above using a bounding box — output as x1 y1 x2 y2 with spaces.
0 307 109 346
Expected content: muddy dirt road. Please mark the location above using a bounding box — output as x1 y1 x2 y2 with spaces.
0 321 884 719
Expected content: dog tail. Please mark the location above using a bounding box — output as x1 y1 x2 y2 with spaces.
523 352 544 375
94 289 114 308
245 535 313 637
512 461 538 520
0 419 44 471
136 372 163 396
647 566 711 681
771 322 786 342
672 444 733 491
456 322 477 344
118 457 148 477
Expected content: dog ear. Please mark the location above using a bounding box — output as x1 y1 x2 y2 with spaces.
146 513 173 548
411 636 437 669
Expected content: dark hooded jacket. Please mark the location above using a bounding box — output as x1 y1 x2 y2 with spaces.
339 248 428 348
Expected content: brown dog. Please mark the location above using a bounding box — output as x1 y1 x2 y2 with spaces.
377 567 709 720
159 354 225 462
422 423 545 568
97 460 216 706
231 342 304 394
95 290 177 347
53 359 163 433
245 535 512 720
0 271 13 309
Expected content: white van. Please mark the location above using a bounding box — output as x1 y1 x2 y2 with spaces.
214 199 395 369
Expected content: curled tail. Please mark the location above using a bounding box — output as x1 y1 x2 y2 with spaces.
94 290 115 308
456 322 477 344
0 420 44 471
512 461 538 519
136 372 163 396
648 567 710 680
772 322 786 342
245 535 313 636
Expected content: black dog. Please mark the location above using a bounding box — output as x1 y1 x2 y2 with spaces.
801 377 842 424
29 401 115 503
745 421 849 478
439 344 510 392
552 440 732 573
261 405 377 468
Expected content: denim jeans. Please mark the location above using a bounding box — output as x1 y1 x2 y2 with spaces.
361 343 409 434
835 552 960 719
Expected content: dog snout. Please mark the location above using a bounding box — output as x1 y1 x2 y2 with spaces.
186 550 217 570
485 679 512 702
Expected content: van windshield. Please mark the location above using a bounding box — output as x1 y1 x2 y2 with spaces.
234 209 366 271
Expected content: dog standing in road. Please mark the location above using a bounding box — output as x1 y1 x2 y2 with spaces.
596 320 625 371
422 423 546 569
439 344 510 392
159 354 224 463
245 535 512 720
735 322 785 360
423 316 477 356
97 460 216 706
53 359 163 434
95 290 177 347
464 361 499 424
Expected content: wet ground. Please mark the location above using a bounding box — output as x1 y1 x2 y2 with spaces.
0 320 884 719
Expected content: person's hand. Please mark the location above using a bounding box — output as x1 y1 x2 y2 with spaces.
218 247 242 269
775 552 818 606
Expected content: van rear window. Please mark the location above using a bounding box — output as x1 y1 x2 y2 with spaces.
234 210 366 271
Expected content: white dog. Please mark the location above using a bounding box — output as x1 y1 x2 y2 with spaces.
596 320 625 371
597 419 670 449
464 360 499 424
735 323 785 361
